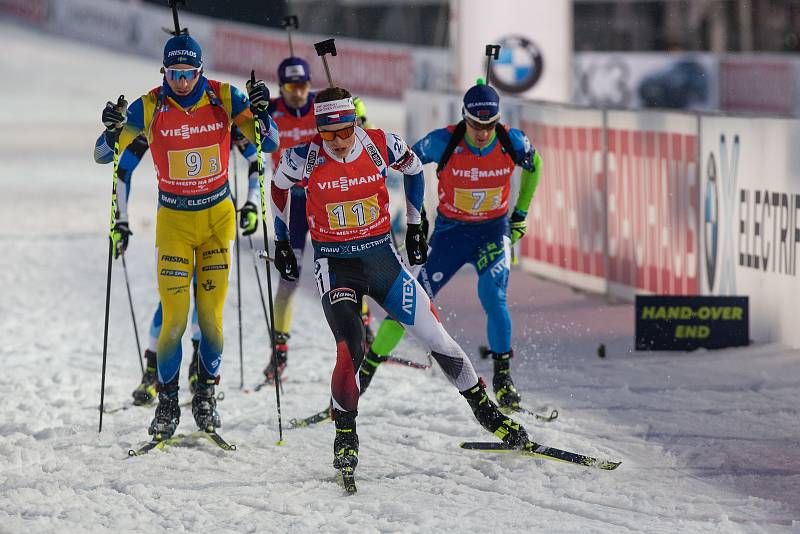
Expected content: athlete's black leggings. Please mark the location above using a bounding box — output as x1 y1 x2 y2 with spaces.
315 242 478 412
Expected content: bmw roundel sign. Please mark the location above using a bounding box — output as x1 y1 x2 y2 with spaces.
489 35 544 93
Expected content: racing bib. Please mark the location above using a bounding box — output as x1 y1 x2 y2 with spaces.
167 144 222 180
326 194 381 230
453 186 504 214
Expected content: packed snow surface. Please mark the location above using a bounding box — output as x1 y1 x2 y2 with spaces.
1 20 798 533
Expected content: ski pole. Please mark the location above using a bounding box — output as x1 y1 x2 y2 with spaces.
121 253 144 375
249 236 271 329
485 44 500 85
282 15 299 56
99 94 127 433
314 39 337 87
167 0 186 35
232 148 244 390
251 70 284 445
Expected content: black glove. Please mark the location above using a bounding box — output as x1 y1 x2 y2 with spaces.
102 96 127 131
246 75 270 114
420 206 430 241
273 240 299 281
239 202 258 236
111 221 132 259
509 210 527 245
405 223 428 266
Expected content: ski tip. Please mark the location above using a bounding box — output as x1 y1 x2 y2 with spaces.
599 460 622 470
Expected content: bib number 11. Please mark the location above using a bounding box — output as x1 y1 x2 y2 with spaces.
326 195 380 230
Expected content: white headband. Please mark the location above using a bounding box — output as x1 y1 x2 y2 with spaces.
314 98 355 115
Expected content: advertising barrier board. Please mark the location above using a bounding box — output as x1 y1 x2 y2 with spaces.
605 111 700 300
635 295 748 350
700 115 800 344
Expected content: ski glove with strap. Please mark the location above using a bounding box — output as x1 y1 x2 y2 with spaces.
111 221 132 259
273 240 299 281
102 97 127 131
246 77 270 114
509 210 527 245
405 223 428 266
239 202 258 236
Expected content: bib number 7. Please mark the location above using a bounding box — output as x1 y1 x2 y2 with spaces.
454 186 504 214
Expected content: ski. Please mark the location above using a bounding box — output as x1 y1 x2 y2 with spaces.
501 405 559 422
104 391 224 415
289 407 332 429
460 441 621 470
339 466 357 493
127 430 236 456
386 355 431 370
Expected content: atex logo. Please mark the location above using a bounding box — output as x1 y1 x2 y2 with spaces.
490 35 544 94
704 134 739 294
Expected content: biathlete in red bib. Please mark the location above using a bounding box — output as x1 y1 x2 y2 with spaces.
362 81 542 410
270 86 530 476
99 32 279 441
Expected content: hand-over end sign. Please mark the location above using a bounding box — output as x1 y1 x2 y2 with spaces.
635 295 749 351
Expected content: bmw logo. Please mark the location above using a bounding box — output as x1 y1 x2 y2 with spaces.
489 36 544 93
704 153 719 292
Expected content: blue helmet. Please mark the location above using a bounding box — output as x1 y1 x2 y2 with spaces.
462 82 500 124
278 57 311 84
163 34 202 68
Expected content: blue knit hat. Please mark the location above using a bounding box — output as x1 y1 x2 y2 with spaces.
462 82 501 123
163 34 202 68
278 57 311 84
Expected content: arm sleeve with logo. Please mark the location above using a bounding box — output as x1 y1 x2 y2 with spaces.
386 131 424 225
271 145 307 241
508 128 542 216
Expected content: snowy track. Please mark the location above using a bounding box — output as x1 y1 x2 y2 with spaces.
1 20 799 533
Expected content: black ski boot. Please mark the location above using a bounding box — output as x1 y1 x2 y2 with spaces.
192 381 221 432
263 331 289 384
490 349 522 409
332 409 359 470
357 349 388 395
132 349 158 406
461 380 529 448
148 384 180 441
188 339 200 395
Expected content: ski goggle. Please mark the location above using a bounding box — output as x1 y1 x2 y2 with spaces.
282 82 310 93
465 117 499 131
318 126 356 141
164 67 202 82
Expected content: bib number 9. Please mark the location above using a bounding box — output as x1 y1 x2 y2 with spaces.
326 195 380 230
167 145 221 180
454 187 503 213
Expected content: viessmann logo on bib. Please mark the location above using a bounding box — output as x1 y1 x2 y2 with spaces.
316 173 381 192
160 122 225 140
451 167 512 181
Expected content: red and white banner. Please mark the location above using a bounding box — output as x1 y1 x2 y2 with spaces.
520 105 606 292
212 22 415 99
605 111 699 299
0 0 47 24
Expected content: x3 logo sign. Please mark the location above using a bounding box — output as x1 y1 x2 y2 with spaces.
704 134 739 295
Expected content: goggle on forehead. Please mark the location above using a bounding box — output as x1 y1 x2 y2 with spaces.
164 66 202 82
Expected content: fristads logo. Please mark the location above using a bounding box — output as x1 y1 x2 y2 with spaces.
168 50 197 58
490 36 544 94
